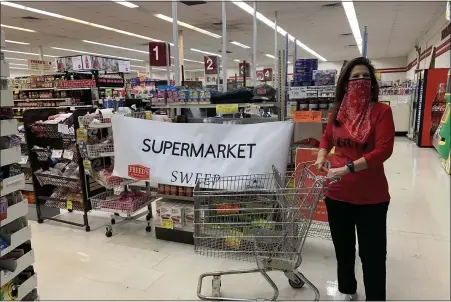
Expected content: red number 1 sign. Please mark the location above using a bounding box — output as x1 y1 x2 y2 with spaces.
149 42 170 67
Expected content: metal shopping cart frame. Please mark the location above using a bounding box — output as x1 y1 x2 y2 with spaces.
193 162 338 301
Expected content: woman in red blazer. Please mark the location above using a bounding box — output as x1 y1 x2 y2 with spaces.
315 57 395 301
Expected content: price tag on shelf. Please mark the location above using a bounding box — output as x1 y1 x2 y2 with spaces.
66 201 73 210
216 104 239 115
76 128 87 142
145 112 152 120
58 124 69 134
244 104 260 116
294 111 322 123
51 149 63 159
161 219 173 229
19 156 28 165
63 150 74 160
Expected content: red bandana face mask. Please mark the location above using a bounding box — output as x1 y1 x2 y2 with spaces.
336 79 374 144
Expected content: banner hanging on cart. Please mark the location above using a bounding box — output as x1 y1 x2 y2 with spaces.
112 116 293 187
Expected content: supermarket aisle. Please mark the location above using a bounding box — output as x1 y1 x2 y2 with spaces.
31 138 450 300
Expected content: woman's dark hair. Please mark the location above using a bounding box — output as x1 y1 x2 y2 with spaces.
331 57 379 125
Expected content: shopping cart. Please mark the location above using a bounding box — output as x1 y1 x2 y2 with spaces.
193 162 338 301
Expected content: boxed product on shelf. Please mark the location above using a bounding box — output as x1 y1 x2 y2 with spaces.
184 204 194 227
313 70 337 86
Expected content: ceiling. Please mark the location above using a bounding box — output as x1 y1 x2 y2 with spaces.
1 1 446 74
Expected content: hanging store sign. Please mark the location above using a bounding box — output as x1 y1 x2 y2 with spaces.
256 70 264 81
56 55 130 72
112 116 293 187
239 62 250 77
204 56 219 75
149 42 170 67
28 59 53 71
205 74 219 86
263 68 273 81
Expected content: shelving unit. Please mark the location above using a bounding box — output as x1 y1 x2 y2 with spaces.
77 111 154 237
1 29 39 301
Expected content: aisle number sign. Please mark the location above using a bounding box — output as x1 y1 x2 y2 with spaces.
149 42 170 67
263 68 273 81
294 111 322 123
204 56 219 75
256 70 264 81
216 104 239 114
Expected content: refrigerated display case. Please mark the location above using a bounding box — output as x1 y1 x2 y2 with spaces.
411 68 448 147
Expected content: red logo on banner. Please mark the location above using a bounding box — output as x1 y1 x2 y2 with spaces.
149 42 170 67
204 56 219 75
128 165 150 180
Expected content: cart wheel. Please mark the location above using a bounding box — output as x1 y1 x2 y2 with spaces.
145 225 152 232
105 230 113 237
85 226 91 232
111 218 116 225
68 209 73 213
146 214 151 221
37 218 44 224
288 276 305 289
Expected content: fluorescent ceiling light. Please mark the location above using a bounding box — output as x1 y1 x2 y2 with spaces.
130 65 146 68
233 59 241 62
154 14 221 39
5 57 28 61
0 1 169 44
82 40 148 54
152 67 169 71
190 48 221 57
9 67 29 70
8 63 28 66
2 49 57 58
230 0 327 61
287 61 292 64
5 40 30 45
266 54 275 59
0 24 36 32
342 0 363 54
51 47 144 61
111 1 138 8
230 41 251 49
183 58 203 64
186 69 204 72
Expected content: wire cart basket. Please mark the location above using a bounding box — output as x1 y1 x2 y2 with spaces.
193 162 338 301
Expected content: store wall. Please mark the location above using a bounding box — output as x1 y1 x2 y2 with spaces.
406 12 450 79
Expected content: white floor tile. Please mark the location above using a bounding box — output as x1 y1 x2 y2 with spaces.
27 138 449 300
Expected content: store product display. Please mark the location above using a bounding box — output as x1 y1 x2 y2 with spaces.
252 83 277 102
158 183 194 197
156 199 194 230
292 59 318 87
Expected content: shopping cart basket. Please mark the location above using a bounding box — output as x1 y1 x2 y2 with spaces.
193 162 338 301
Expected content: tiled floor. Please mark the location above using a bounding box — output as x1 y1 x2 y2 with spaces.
31 138 450 300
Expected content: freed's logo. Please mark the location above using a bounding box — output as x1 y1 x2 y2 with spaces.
128 165 150 180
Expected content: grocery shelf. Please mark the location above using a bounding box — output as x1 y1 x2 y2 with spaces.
156 194 194 202
14 98 67 102
1 174 26 197
12 274 38 301
0 119 18 136
1 146 21 167
0 225 32 257
0 199 28 227
1 90 14 107
55 87 94 91
155 226 194 245
19 87 54 91
0 250 35 287
152 103 277 109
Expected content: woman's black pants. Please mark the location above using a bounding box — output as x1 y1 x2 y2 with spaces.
325 197 389 301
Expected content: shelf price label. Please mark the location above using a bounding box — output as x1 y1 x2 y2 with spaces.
294 111 322 123
216 104 239 115
66 201 73 210
149 42 170 67
161 219 173 229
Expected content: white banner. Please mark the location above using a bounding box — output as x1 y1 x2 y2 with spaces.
112 116 293 188
28 59 52 71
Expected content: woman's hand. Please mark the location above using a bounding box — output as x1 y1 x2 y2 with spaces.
314 158 326 170
327 166 350 178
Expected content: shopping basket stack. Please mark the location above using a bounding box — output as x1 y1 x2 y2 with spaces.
193 162 338 301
